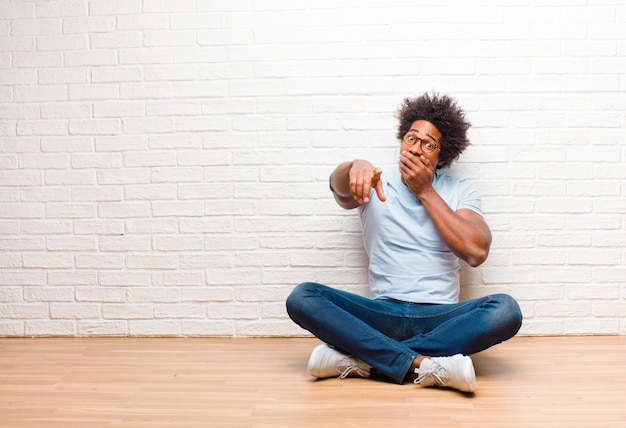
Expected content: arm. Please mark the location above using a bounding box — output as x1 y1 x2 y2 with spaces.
420 193 491 267
329 160 386 210
399 151 491 267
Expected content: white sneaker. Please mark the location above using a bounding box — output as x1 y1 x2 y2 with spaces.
414 354 477 393
307 344 371 379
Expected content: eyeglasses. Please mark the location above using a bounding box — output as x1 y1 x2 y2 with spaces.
403 132 440 154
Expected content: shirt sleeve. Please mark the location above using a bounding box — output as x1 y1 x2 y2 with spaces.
456 178 483 216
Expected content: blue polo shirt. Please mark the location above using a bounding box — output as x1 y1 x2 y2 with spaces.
358 169 482 304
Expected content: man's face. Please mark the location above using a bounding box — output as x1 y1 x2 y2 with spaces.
400 120 443 167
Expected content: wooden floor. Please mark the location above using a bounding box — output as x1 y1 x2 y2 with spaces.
1 336 625 427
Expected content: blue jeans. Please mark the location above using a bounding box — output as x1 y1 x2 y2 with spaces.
286 282 523 384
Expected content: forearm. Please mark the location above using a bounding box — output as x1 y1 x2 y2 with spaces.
329 161 360 209
419 188 492 267
329 161 353 198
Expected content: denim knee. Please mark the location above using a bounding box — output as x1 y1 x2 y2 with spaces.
490 293 523 337
285 282 320 323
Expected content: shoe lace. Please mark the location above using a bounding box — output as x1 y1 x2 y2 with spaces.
337 357 369 379
414 360 450 386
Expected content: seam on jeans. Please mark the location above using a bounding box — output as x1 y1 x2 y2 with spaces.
320 288 417 382
321 288 411 319
408 297 493 351
404 298 483 319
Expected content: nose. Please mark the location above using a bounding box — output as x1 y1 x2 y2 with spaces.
409 140 423 155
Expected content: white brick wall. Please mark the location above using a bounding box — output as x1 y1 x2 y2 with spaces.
1 0 625 337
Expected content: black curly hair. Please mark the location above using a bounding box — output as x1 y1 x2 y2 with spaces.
395 93 471 168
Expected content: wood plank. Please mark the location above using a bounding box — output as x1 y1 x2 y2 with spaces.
1 336 625 427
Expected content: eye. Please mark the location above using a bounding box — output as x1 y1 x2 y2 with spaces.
407 135 416 143
423 142 435 151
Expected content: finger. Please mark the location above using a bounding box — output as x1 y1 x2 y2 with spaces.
352 173 367 204
362 174 372 203
399 151 417 168
374 179 386 202
368 168 384 201
352 174 364 203
398 152 415 173
349 170 363 203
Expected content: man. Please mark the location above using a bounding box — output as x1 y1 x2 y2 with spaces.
286 93 522 393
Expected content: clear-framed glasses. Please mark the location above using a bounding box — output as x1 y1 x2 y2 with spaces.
403 132 441 154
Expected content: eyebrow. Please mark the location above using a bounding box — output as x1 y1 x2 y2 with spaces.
408 128 439 143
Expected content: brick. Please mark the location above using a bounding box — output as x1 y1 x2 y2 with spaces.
63 16 116 34
98 236 151 252
0 70 37 85
25 320 76 336
17 120 68 136
563 318 618 335
98 269 151 287
50 303 101 319
236 320 291 337
151 201 204 217
36 34 87 51
13 52 63 68
73 219 124 235
180 253 235 269
69 119 120 135
0 303 48 319
44 202 94 218
117 14 169 31
22 253 73 269
75 287 126 303
206 302 259 320
69 83 119 101
205 268 260 286
64 50 117 67
0 35 35 51
41 102 91 119
0 2 34 19
0 287 23 302
152 235 204 251
123 118 174 134
154 272 205 287
154 303 205 319
103 304 153 320
127 287 179 303
98 202 151 218
71 153 123 170
182 320 234 336
47 271 96 286
96 169 149 185
236 285 292 303
125 254 178 270
41 136 93 152
91 67 142 84
90 32 142 49
19 153 69 169
129 320 181 336
77 320 128 336
181 287 234 302
46 236 96 251
124 218 177 234
0 322 25 336
39 68 89 84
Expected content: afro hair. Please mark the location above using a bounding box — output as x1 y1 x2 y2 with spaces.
395 93 471 168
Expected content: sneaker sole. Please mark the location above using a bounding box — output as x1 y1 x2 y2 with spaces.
458 355 477 392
